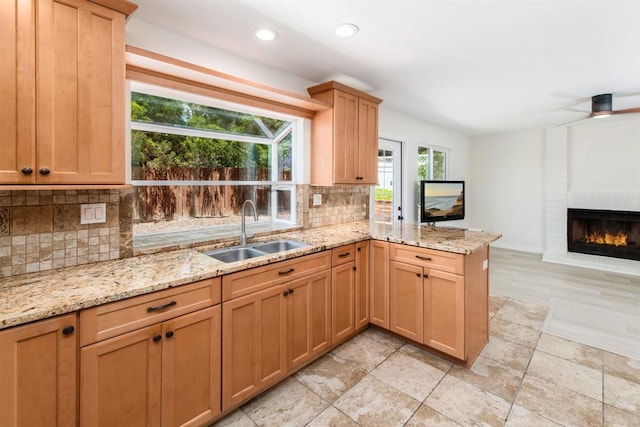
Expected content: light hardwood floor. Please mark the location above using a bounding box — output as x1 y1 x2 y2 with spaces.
490 247 640 360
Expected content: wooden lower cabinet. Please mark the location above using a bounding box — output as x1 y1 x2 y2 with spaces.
222 285 288 411
369 240 389 328
81 306 221 427
0 313 77 427
331 261 355 344
389 260 424 342
354 241 370 330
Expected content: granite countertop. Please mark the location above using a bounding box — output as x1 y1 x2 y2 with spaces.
0 221 500 330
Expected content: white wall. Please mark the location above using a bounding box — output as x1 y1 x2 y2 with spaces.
378 109 471 225
470 130 545 252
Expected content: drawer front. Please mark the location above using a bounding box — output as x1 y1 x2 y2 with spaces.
331 244 356 266
222 251 331 301
80 278 221 346
390 243 464 275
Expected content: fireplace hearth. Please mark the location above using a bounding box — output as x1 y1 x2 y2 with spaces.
567 209 640 261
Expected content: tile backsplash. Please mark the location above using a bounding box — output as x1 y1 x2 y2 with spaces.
302 185 370 228
0 189 133 277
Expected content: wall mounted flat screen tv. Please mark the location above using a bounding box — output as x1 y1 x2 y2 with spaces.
420 180 465 223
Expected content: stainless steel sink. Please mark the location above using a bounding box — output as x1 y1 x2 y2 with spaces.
203 239 308 263
204 247 265 263
251 239 308 254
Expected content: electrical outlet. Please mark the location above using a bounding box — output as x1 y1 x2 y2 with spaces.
313 194 322 206
80 203 106 224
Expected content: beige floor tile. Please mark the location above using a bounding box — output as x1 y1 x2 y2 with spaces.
330 333 395 372
370 351 446 401
399 343 454 372
536 333 603 370
479 336 535 371
294 353 368 402
505 404 562 426
360 325 406 350
489 295 508 318
307 406 357 427
212 409 256 426
604 351 640 384
333 375 420 426
527 350 602 400
604 373 640 416
449 355 525 401
495 299 549 330
490 316 541 348
425 375 511 426
515 374 602 426
604 404 640 426
241 378 328 426
405 404 459 426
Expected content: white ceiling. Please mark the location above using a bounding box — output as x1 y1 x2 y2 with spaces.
130 0 640 136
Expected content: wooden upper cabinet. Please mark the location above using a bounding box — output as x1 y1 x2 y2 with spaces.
0 0 131 185
308 81 382 185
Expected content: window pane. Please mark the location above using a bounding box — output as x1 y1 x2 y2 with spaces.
131 130 271 181
433 150 447 180
278 132 292 181
417 147 429 180
276 188 293 221
131 92 290 139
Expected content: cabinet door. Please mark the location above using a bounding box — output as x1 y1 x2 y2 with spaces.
222 285 287 411
37 0 125 184
81 324 162 427
331 261 355 343
0 314 77 427
332 90 359 184
358 98 379 184
389 260 424 342
424 269 465 359
287 271 331 371
355 241 370 330
369 240 390 329
162 306 221 427
0 0 36 184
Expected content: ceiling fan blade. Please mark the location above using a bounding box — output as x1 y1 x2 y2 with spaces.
612 107 640 115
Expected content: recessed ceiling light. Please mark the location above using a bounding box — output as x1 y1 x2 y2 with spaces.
335 23 359 37
254 28 278 41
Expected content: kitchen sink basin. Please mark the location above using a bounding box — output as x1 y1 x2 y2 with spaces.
251 239 308 254
204 239 308 263
204 247 265 263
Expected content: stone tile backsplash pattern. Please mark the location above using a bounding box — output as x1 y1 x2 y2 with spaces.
0 189 133 277
304 185 370 228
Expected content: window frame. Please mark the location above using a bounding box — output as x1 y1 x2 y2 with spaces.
417 145 451 180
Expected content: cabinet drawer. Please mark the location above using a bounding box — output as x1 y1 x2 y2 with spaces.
390 243 464 275
80 278 221 346
222 251 331 301
331 244 356 266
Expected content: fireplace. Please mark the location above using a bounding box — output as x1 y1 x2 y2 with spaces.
567 209 640 261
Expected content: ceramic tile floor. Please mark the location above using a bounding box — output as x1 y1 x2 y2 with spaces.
213 296 640 426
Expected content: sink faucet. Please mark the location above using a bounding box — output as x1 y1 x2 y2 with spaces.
240 200 258 246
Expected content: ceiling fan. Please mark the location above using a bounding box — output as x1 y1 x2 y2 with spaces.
560 93 640 125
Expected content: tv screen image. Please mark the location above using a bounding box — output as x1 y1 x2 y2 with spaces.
420 180 465 223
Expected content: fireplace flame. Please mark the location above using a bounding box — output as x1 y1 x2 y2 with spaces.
584 230 628 247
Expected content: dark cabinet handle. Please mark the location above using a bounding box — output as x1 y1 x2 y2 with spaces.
153 335 162 343
415 255 432 261
416 273 421 277
21 167 33 175
39 168 50 175
289 288 294 295
283 290 290 297
357 247 361 252
279 268 295 276
165 331 174 339
62 325 75 335
423 274 429 278
338 252 350 258
356 176 363 180
147 301 177 312
353 266 357 271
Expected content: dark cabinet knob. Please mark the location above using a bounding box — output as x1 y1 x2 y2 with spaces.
153 335 162 342
39 168 51 175
62 325 75 335
283 290 290 297
353 266 357 271
165 331 174 339
289 288 294 295
21 167 33 175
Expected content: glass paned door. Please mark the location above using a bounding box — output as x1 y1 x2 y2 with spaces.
373 139 402 224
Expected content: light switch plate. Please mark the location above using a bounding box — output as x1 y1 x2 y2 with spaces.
80 203 106 224
313 194 322 206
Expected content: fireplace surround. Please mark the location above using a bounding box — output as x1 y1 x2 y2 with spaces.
567 208 640 261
